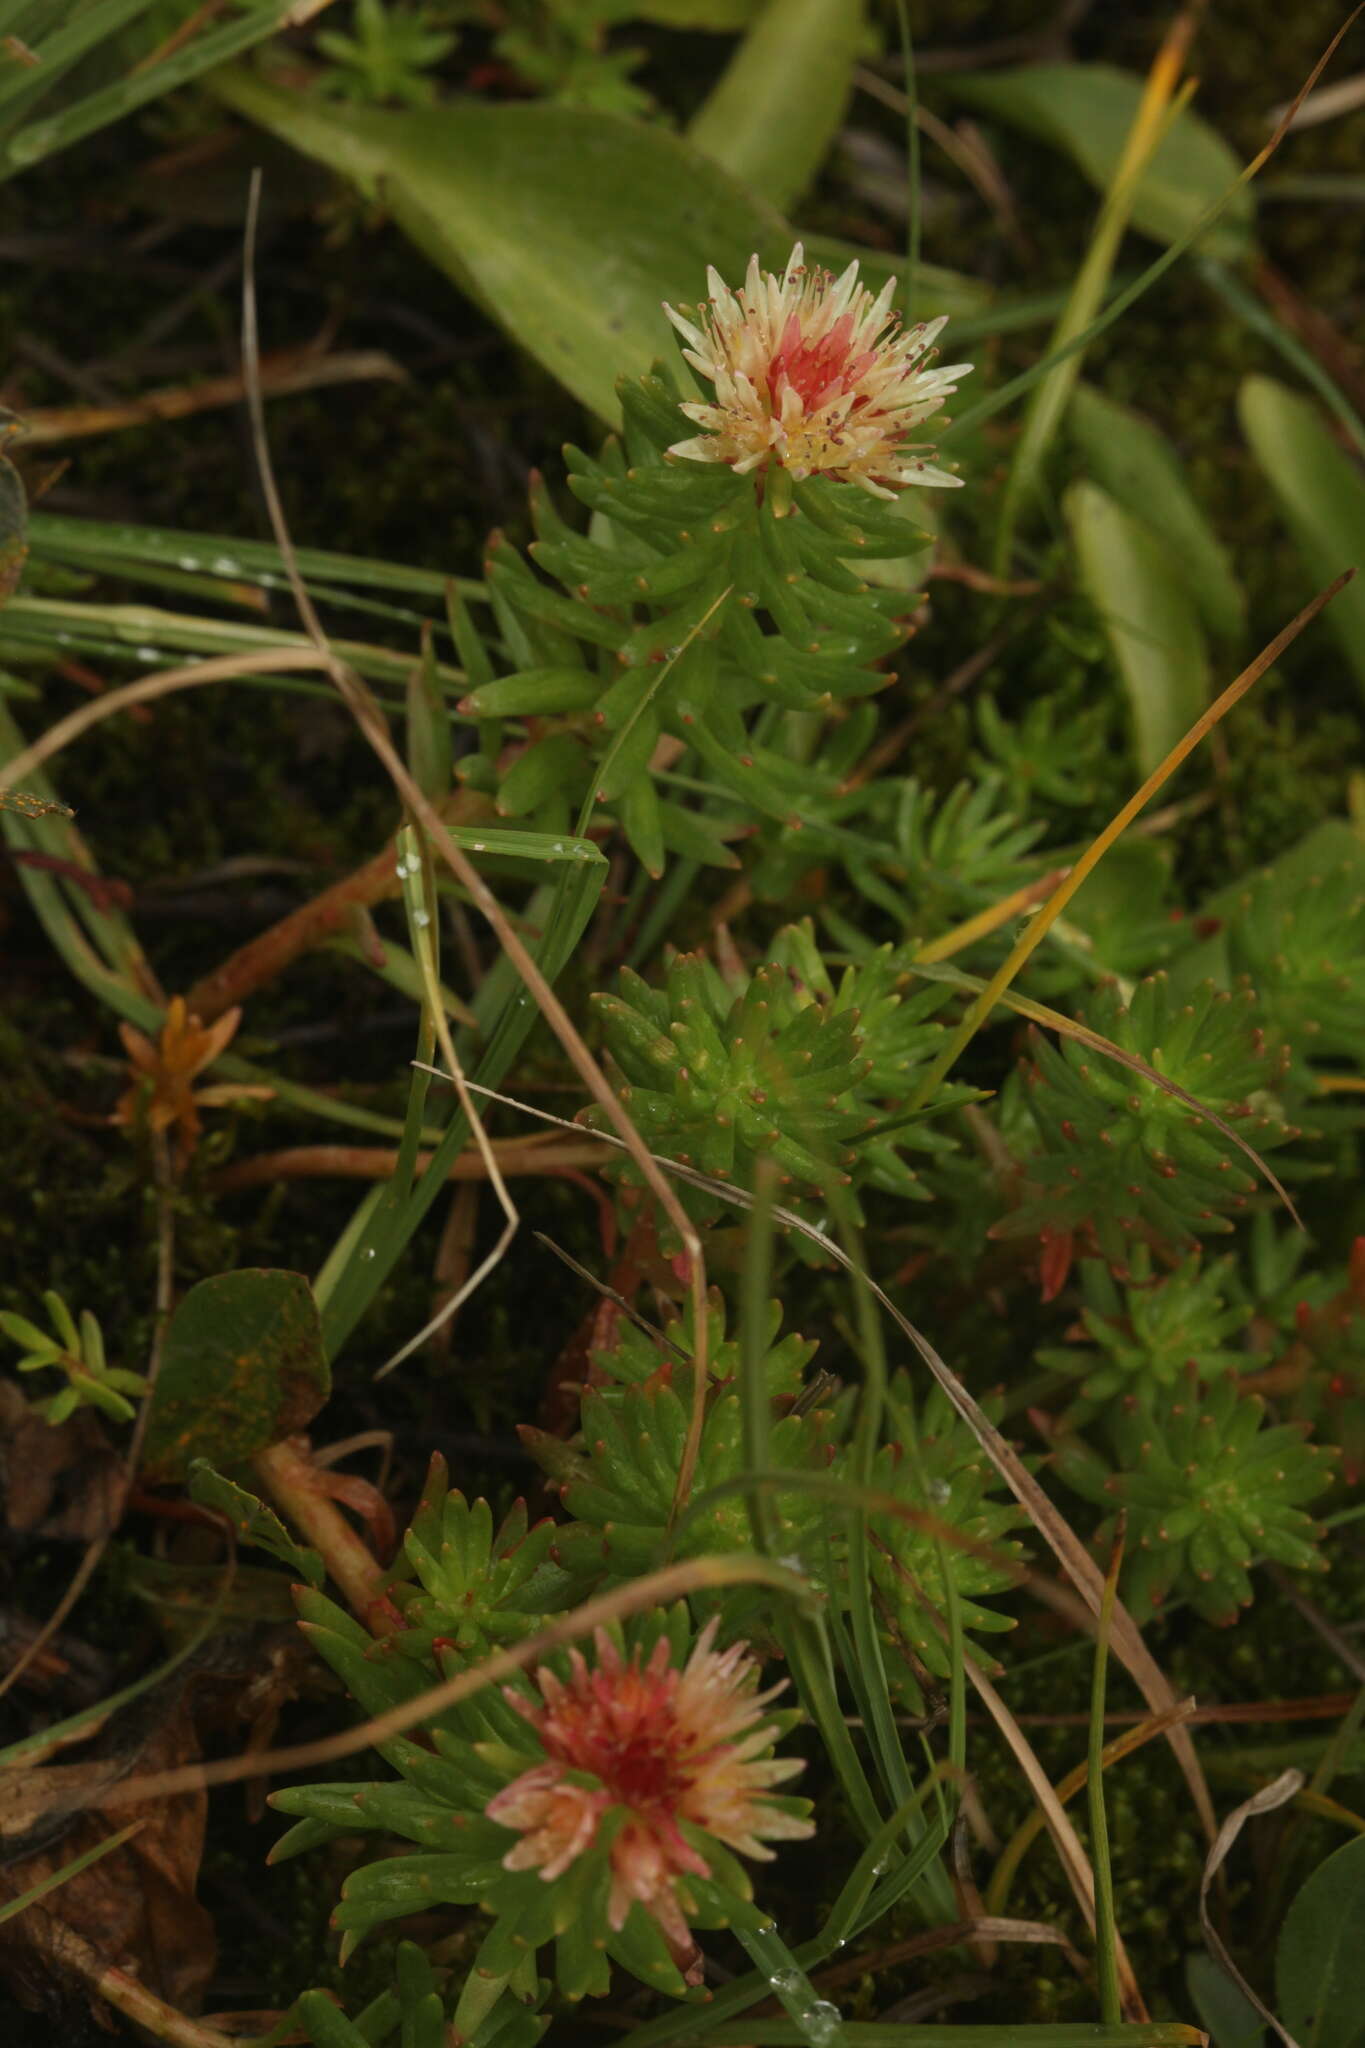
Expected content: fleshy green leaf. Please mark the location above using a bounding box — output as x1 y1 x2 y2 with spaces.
688 0 863 212
187 1459 325 1587
142 1269 330 1482
949 62 1254 260
208 69 788 423
1276 1833 1365 2048
1069 383 1244 642
1065 478 1209 775
1239 372 1365 696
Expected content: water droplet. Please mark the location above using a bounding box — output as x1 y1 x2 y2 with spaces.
211 555 241 575
412 907 431 928
803 2001 842 2045
134 647 160 662
176 557 202 573
552 841 564 853
361 1248 377 1261
928 1477 951 1505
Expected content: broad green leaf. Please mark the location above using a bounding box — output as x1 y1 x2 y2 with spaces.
1069 383 1244 641
1185 1953 1266 2048
1239 372 1365 695
1276 1833 1365 2048
688 0 863 212
209 68 788 425
187 1458 324 1587
949 63 1254 261
1065 478 1209 776
142 1269 330 1483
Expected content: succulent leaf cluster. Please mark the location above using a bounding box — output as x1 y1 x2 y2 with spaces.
1037 1253 1265 1408
583 922 961 1227
388 1461 579 1664
1053 1368 1335 1623
523 1293 832 1614
998 974 1297 1275
867 1380 1028 1681
453 367 930 874
1222 855 1365 1068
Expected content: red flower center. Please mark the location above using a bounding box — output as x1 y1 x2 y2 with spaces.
768 311 876 413
539 1663 695 1817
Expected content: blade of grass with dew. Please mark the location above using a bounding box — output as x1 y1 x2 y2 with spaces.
1068 382 1245 641
1 593 462 692
0 0 304 179
724 1897 847 2048
899 574 1353 1124
1239 373 1365 695
1065 478 1211 776
317 841 607 1357
687 0 863 213
990 22 1200 572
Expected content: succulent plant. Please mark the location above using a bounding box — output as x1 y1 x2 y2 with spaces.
523 1293 834 1627
387 1461 580 1664
1037 1252 1266 1408
866 1379 1028 1683
582 922 964 1231
1222 853 1365 1068
272 1596 810 2015
997 973 1297 1278
453 363 933 875
1052 1368 1336 1624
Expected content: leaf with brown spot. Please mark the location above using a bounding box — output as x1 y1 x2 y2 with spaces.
141 1269 330 1485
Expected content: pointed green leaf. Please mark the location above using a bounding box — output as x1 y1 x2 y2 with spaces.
1239 372 1365 695
1065 478 1209 775
187 1459 324 1586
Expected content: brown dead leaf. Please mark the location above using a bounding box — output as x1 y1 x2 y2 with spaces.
0 1688 215 2016
0 1380 122 1543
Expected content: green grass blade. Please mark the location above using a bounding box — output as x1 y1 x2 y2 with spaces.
0 1820 144 1926
1202 258 1365 461
0 0 300 178
0 0 154 120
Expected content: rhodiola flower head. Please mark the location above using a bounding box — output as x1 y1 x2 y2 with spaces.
663 242 970 498
486 1619 812 1979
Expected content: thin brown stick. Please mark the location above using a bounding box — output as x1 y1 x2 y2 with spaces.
206 1136 612 1194
251 1437 392 1628
94 1556 809 1810
17 347 403 447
